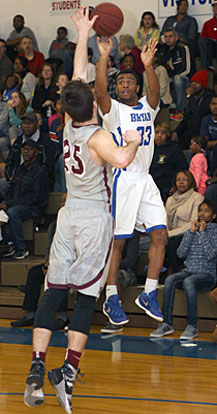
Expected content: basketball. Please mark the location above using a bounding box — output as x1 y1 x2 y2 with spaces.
90 3 124 37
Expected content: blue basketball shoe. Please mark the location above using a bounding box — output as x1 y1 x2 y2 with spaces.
135 289 163 322
103 294 129 325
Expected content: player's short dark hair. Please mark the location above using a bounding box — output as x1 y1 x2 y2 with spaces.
61 80 94 122
14 14 24 22
115 69 140 86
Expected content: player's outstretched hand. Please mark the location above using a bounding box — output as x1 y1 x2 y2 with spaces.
71 6 98 35
97 36 113 57
122 129 141 146
141 38 158 69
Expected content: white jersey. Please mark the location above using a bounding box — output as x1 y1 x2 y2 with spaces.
99 96 159 174
63 120 112 205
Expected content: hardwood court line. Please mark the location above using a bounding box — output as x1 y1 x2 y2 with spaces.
1 392 217 407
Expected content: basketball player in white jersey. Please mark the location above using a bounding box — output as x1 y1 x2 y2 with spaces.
24 8 141 414
95 36 167 329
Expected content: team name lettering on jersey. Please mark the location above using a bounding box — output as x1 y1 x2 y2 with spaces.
130 112 151 122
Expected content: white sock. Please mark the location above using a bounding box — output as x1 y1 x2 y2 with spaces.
144 278 158 294
106 285 118 299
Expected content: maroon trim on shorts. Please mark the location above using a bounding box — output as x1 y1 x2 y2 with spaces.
47 236 113 290
103 167 112 213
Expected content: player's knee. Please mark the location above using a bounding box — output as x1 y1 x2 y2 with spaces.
150 228 167 247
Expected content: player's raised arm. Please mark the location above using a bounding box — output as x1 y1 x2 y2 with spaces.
94 36 113 114
71 6 98 81
141 38 160 110
89 129 141 169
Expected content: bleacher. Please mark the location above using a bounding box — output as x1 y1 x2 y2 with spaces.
0 192 217 331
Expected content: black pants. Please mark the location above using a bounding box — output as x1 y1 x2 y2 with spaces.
165 235 184 272
23 264 67 313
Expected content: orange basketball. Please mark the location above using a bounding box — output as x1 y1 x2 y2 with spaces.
90 3 124 36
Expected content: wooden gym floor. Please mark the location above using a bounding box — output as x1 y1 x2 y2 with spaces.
0 319 217 414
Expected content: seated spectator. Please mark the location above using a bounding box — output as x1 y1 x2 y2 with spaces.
49 101 66 193
11 192 68 329
107 55 118 100
161 0 198 50
150 122 188 203
88 33 119 68
63 42 76 80
0 39 13 93
52 72 69 102
143 53 172 108
5 112 56 192
2 73 19 102
13 56 37 104
134 11 161 51
6 14 39 62
200 95 217 151
165 170 204 272
189 136 209 196
32 63 55 122
7 90 33 145
198 0 217 69
1 140 49 260
0 100 10 160
151 199 217 341
158 27 194 121
48 26 69 62
171 70 216 149
119 35 144 75
19 36 44 78
48 97 62 127
205 149 217 202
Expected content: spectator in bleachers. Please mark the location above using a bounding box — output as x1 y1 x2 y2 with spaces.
200 95 217 151
1 73 19 102
13 56 37 104
150 122 188 203
0 100 10 161
151 199 217 341
5 112 56 192
165 170 204 273
48 26 69 62
205 153 217 203
19 36 44 78
161 0 198 50
52 72 69 103
0 39 13 93
10 192 68 329
198 0 217 69
8 91 33 146
143 53 172 108
1 140 49 260
158 27 194 121
189 136 209 196
32 63 55 123
49 99 66 193
119 35 144 75
134 11 161 51
107 55 118 100
88 33 119 68
171 70 216 149
6 14 39 62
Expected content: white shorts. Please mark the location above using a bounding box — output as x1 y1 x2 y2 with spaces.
112 171 167 238
47 198 113 298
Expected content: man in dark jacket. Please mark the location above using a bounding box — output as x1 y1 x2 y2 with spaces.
158 27 194 120
150 122 188 202
0 139 49 259
5 111 55 190
171 70 216 149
